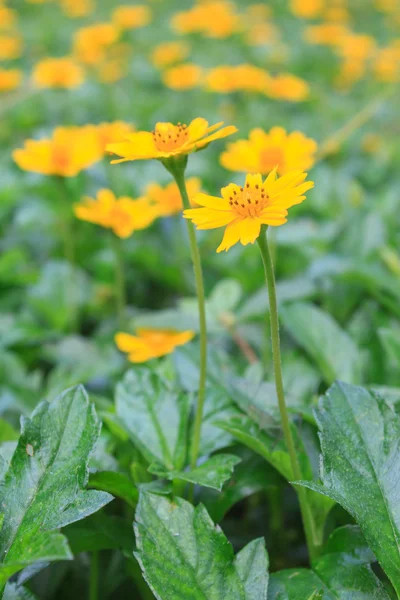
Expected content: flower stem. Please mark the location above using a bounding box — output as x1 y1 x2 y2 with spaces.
57 176 78 332
257 227 320 562
171 167 207 472
111 234 127 329
89 551 99 600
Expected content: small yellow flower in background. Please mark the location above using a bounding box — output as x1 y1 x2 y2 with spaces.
266 74 310 102
112 5 151 30
373 45 400 82
74 189 159 238
115 329 195 362
32 57 85 89
73 23 120 65
322 6 350 22
162 63 204 90
106 118 237 163
304 23 349 46
0 34 22 60
336 33 376 62
0 67 22 92
221 127 317 176
290 0 324 19
146 177 202 216
95 42 130 83
184 170 313 253
95 121 135 153
151 41 190 69
172 0 242 39
0 7 16 29
61 0 95 18
375 0 398 13
13 126 103 177
205 64 271 94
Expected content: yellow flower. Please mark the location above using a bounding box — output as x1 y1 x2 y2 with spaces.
0 7 16 29
221 127 317 176
266 74 310 102
13 126 103 177
0 34 22 60
32 57 85 89
304 23 349 46
290 0 324 18
73 23 119 65
146 177 202 216
183 170 313 253
171 1 242 38
336 33 376 61
115 329 195 362
74 189 158 238
61 0 95 18
95 42 130 83
151 41 190 69
95 121 135 153
373 46 400 82
205 64 271 93
106 118 237 163
0 67 22 92
112 5 151 30
162 63 203 90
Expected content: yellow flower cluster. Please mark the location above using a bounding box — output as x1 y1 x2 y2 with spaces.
32 57 84 89
171 1 242 39
0 1 22 92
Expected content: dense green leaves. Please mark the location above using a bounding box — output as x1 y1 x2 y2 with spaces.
134 491 269 599
0 386 112 590
300 382 400 596
280 302 362 384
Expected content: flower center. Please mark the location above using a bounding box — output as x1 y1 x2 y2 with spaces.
259 147 285 173
53 146 70 171
152 122 189 152
228 181 270 218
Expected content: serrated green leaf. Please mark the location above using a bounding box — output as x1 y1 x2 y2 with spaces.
116 369 190 470
148 454 241 491
134 491 269 599
0 386 113 590
298 382 400 596
88 471 138 508
280 302 362 384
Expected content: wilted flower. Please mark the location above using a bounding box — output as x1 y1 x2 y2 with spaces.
221 127 317 175
32 57 85 89
107 118 237 163
74 189 158 237
146 177 202 216
112 5 151 30
115 329 195 362
13 126 103 177
162 63 203 90
0 67 22 92
184 170 313 252
151 41 190 69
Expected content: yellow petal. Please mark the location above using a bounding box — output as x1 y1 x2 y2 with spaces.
192 193 231 210
239 217 261 245
187 117 209 142
115 332 144 352
216 219 242 253
194 125 238 149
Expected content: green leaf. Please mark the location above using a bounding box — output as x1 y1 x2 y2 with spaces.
0 386 113 589
63 513 134 555
280 302 362 384
3 583 38 600
88 471 138 508
148 454 241 491
116 369 190 470
379 328 400 365
268 525 390 599
298 382 400 596
134 491 269 599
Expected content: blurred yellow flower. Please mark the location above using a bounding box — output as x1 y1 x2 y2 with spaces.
304 23 348 46
146 177 202 216
107 118 237 163
74 189 158 238
115 329 195 362
151 41 190 69
266 74 310 102
373 45 400 82
221 127 317 176
162 63 203 90
61 0 95 18
32 57 85 89
112 5 151 30
205 64 271 93
0 34 22 60
0 67 22 92
95 42 130 83
184 170 313 253
172 1 242 38
73 23 119 65
336 32 376 61
290 0 324 18
375 0 398 13
13 126 103 177
0 7 16 29
95 121 135 153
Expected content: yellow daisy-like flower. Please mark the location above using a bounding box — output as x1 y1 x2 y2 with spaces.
266 74 310 102
112 5 151 30
0 67 22 92
32 57 85 89
0 34 22 60
290 0 323 18
151 41 190 69
184 170 313 253
73 23 119 65
146 177 202 216
106 118 237 164
162 63 204 90
95 121 135 153
221 127 317 176
115 329 195 362
74 189 158 238
13 126 103 177
61 0 95 18
0 7 16 30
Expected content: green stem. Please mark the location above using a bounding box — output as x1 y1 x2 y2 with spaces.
171 167 208 472
89 551 99 600
57 177 78 332
257 227 320 561
111 234 127 329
